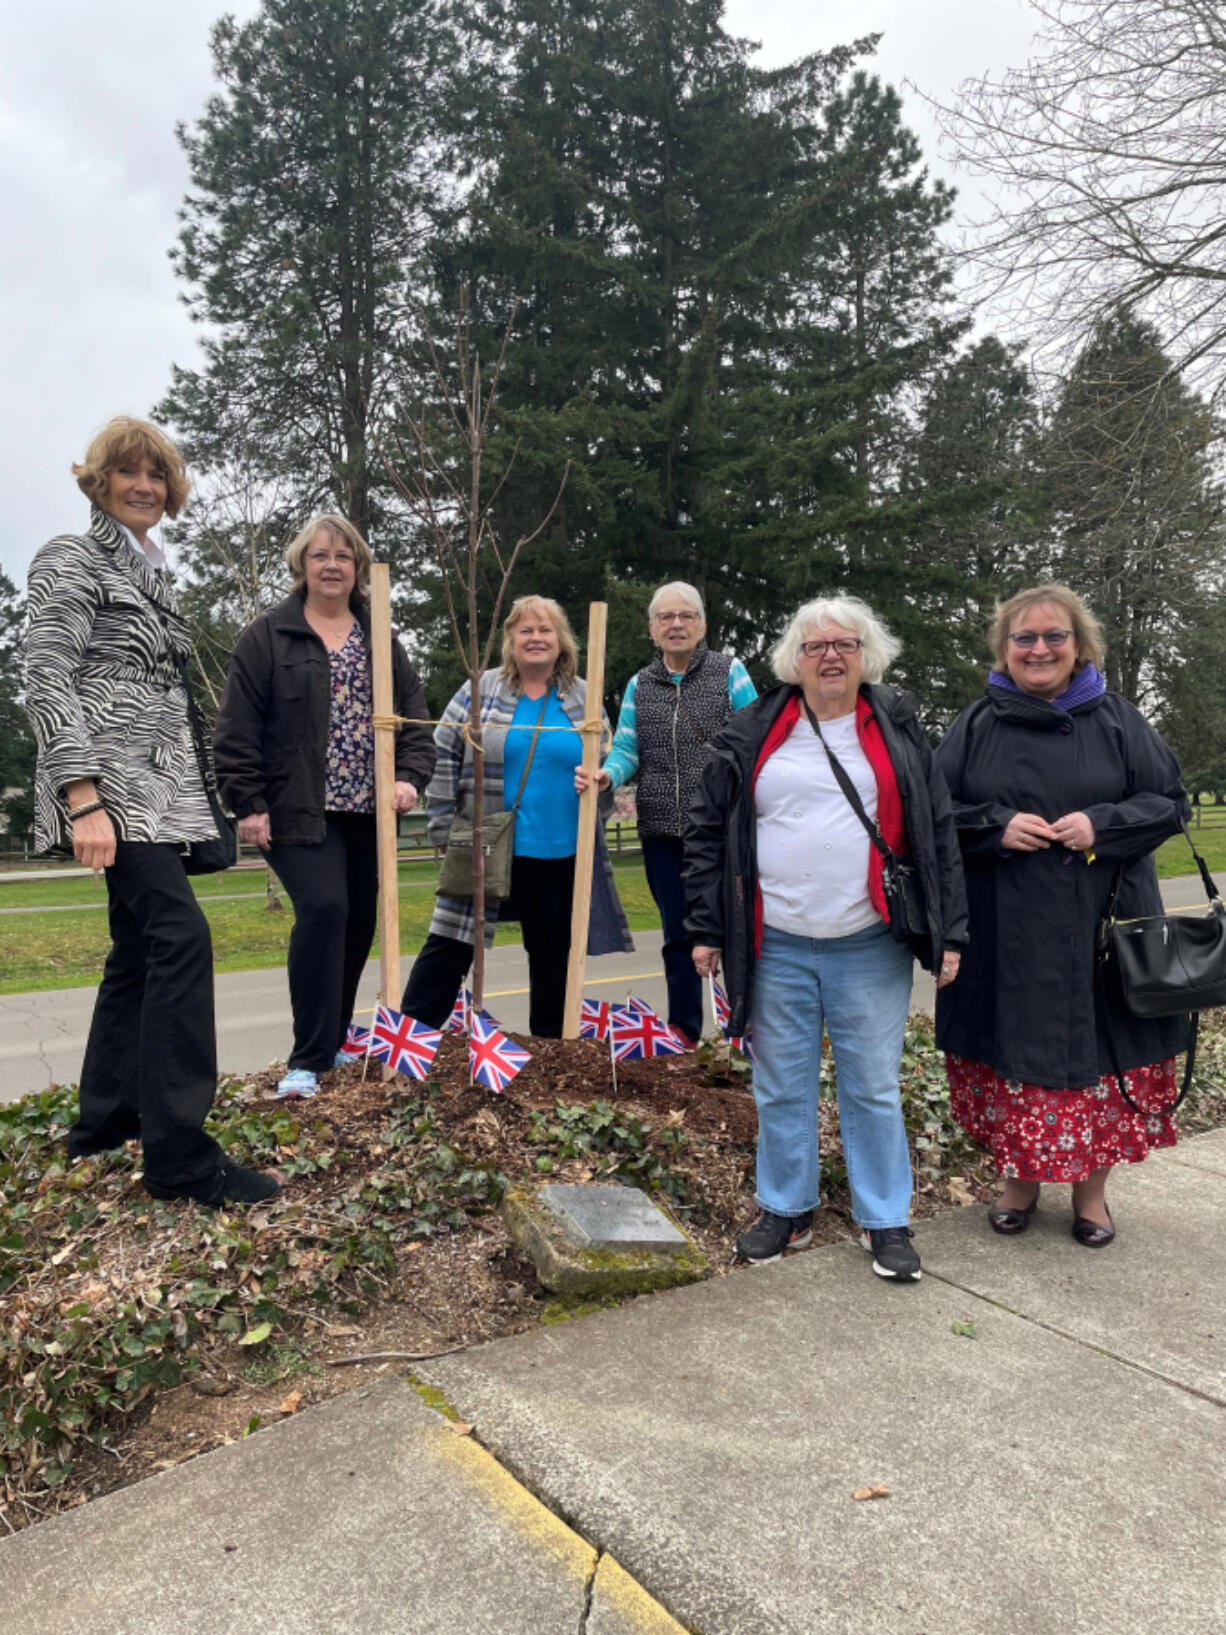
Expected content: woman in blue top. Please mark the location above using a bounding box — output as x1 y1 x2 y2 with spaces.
401 595 633 1036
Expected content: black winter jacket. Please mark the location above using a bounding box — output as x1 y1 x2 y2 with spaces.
213 592 435 846
684 683 969 1036
935 684 1189 1087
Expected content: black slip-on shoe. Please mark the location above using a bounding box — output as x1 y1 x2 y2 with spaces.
144 1159 281 1209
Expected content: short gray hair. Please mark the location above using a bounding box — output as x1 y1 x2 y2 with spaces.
771 595 902 686
648 581 706 623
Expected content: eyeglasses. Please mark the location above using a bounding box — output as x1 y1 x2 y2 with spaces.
1007 629 1073 650
800 637 862 658
654 610 700 625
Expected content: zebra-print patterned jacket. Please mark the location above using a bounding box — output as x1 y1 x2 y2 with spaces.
25 506 208 855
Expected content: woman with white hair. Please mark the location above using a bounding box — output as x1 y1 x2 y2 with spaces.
685 594 968 1278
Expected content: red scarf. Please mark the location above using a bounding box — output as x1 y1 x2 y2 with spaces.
750 692 907 954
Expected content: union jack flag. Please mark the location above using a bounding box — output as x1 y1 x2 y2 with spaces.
609 1003 686 1062
579 998 611 1040
338 1024 371 1058
469 1013 531 1093
447 989 472 1034
368 1004 442 1081
710 977 755 1062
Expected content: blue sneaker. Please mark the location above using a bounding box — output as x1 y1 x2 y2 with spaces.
275 1069 319 1099
333 1050 352 1068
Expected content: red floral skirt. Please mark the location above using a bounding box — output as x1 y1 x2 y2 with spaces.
945 1053 1178 1182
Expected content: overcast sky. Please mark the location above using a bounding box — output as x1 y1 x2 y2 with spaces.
0 0 1037 585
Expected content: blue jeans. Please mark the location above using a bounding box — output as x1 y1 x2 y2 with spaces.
750 922 914 1229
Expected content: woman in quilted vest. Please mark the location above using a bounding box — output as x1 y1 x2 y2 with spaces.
576 581 756 1046
24 417 279 1208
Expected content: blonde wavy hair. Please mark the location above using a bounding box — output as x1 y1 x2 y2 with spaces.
500 595 579 692
73 416 190 518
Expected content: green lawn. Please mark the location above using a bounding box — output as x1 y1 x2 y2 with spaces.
0 860 659 994
3 827 1214 995
1155 826 1226 878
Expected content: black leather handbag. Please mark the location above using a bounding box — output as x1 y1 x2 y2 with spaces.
177 657 239 876
1097 828 1226 1115
800 698 935 971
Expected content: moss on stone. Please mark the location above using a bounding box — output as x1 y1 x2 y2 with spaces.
503 1184 711 1298
406 1372 464 1422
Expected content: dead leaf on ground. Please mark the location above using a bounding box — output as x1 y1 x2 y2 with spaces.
947 1177 976 1206
852 1484 891 1501
190 1375 235 1398
444 1419 474 1436
279 1390 304 1415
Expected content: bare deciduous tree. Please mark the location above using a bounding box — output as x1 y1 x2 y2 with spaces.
385 292 568 1016
939 0 1226 394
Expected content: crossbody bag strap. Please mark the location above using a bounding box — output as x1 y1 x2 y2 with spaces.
1181 821 1224 904
508 693 551 814
799 696 892 860
1095 956 1196 1118
127 577 219 799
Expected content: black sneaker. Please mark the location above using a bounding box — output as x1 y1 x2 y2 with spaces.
861 1226 922 1281
736 1210 814 1264
144 1159 282 1209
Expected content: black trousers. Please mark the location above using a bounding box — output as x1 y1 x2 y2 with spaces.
401 854 575 1037
641 833 703 1042
267 812 378 1072
70 842 224 1188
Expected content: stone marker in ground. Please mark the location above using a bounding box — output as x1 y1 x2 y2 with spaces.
503 1182 709 1297
540 1182 688 1250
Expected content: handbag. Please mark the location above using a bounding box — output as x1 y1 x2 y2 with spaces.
1096 827 1226 1115
176 655 239 875
436 695 549 902
799 698 934 969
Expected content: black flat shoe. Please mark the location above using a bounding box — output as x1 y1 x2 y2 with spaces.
144 1159 282 1209
987 1188 1040 1235
1071 1206 1114 1248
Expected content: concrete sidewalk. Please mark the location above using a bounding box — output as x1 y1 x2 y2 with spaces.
4 1133 1224 1634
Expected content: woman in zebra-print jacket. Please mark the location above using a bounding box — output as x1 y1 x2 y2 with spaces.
24 417 279 1209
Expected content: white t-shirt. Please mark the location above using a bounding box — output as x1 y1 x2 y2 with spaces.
754 710 882 939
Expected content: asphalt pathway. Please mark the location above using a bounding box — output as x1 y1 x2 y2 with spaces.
0 876 1211 1102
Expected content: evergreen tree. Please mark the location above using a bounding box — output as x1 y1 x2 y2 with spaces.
0 569 36 843
161 0 453 538
895 336 1045 719
1042 314 1226 706
416 7 957 682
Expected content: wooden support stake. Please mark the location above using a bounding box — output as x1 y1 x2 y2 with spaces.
563 601 608 1038
370 565 401 1027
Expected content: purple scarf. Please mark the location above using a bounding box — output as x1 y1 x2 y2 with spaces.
988 662 1106 711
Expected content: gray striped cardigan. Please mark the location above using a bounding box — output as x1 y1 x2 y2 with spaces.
427 669 634 953
25 507 213 855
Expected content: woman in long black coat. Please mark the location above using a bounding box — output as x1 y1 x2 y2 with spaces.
936 585 1189 1248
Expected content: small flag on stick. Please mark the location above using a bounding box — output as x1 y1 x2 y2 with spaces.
710 976 756 1063
469 1013 531 1093
447 989 472 1034
367 1004 442 1081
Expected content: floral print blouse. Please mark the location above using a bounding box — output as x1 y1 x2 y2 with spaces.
324 623 375 813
